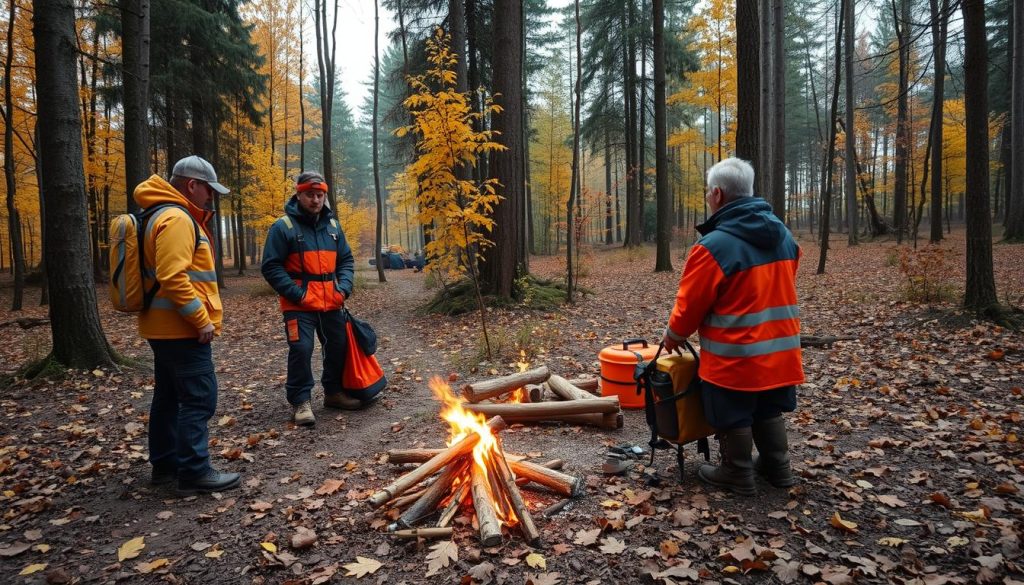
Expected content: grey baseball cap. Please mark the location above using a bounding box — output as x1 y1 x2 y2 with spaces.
172 155 230 195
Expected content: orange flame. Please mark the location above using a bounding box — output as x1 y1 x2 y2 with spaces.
429 376 517 525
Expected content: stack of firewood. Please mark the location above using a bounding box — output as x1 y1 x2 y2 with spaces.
368 416 584 546
460 366 623 430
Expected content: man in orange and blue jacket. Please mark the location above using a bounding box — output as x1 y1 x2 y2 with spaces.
261 172 363 427
135 155 240 494
662 157 804 496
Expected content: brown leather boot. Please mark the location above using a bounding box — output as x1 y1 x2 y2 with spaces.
698 427 756 496
752 416 798 487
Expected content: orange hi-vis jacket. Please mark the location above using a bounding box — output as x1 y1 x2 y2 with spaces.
260 197 354 313
133 175 222 340
666 197 804 391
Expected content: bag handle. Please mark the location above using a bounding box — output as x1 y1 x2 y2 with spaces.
622 338 649 351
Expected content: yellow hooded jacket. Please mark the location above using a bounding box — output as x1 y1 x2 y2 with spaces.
133 174 223 339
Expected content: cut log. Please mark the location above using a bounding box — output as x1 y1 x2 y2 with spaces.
509 459 584 497
387 448 526 465
499 411 623 430
368 416 507 508
525 383 545 403
436 480 470 528
389 487 427 510
470 462 503 547
464 397 619 418
390 527 454 540
487 441 541 547
396 458 469 528
462 366 551 403
565 377 599 392
548 374 599 401
542 498 572 518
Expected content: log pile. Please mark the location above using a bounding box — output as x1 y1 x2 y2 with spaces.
371 415 583 547
460 367 619 430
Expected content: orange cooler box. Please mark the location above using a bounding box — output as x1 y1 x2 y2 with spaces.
599 338 659 408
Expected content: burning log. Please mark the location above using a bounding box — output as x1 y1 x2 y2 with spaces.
387 449 527 465
368 416 507 509
391 527 453 540
462 366 551 403
470 461 503 547
436 482 470 528
464 397 619 418
395 459 469 529
389 487 427 509
548 375 599 401
487 442 541 547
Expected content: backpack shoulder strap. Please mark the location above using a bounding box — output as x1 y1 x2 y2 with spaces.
330 218 338 229
142 203 201 251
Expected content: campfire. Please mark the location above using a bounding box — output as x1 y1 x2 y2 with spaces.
369 377 586 547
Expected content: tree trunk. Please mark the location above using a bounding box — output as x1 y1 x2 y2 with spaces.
735 0 759 166
314 0 338 211
604 126 613 245
928 0 948 243
759 0 772 198
32 0 116 369
121 0 149 213
1006 0 1024 240
482 0 524 299
893 0 910 242
566 0 582 301
653 0 671 272
961 0 999 312
816 0 844 275
623 0 641 247
844 0 857 244
770 0 785 220
3 0 26 310
373 0 386 284
638 0 648 241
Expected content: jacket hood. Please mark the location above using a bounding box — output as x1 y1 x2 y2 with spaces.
133 174 208 221
697 196 787 250
285 195 335 225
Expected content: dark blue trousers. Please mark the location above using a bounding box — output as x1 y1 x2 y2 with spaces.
701 382 797 430
148 339 217 480
283 310 348 406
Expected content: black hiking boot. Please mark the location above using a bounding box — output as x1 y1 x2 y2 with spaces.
698 427 756 496
752 416 798 487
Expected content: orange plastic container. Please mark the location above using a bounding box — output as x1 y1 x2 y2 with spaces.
598 338 659 408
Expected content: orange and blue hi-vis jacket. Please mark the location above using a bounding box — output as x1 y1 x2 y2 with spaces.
261 197 354 312
665 197 804 392
133 174 222 340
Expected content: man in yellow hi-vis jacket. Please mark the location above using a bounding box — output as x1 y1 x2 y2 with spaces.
133 155 240 495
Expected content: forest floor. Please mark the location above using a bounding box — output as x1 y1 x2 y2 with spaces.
0 228 1022 585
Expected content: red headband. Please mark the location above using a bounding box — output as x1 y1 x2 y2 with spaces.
297 181 328 193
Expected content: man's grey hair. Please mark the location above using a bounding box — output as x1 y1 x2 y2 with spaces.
706 157 755 199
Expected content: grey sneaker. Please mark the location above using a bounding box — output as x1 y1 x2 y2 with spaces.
293 401 315 426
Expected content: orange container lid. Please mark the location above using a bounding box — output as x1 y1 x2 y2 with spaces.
599 338 660 364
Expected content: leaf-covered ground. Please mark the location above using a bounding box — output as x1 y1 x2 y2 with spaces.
0 229 1021 584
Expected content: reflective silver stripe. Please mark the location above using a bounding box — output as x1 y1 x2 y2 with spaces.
699 334 801 358
148 297 174 310
178 298 202 316
148 297 203 317
187 270 217 282
704 305 800 328
144 206 175 240
664 326 686 342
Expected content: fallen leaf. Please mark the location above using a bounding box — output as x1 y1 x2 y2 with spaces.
830 512 858 533
526 552 546 569
526 572 562 585
573 528 601 546
876 495 907 508
260 542 278 553
191 542 212 552
426 540 458 577
467 561 495 584
343 556 382 578
117 536 145 562
894 518 923 527
598 537 626 555
659 539 680 558
316 479 345 495
32 544 50 553
250 501 273 512
0 542 32 557
877 537 907 547
136 558 169 573
291 527 317 550
23 529 42 541
156 511 173 520
19 563 46 576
